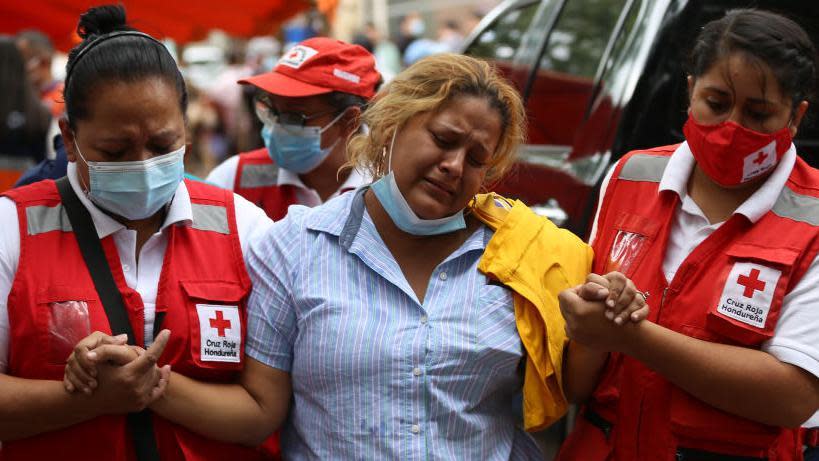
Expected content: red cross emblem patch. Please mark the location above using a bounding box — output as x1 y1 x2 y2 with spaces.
741 140 777 182
196 304 241 363
278 45 319 69
716 262 780 328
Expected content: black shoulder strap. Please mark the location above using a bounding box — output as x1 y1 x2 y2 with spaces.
55 177 135 342
55 177 160 461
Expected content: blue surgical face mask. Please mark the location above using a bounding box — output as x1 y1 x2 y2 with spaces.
261 109 346 174
370 129 467 236
74 141 185 220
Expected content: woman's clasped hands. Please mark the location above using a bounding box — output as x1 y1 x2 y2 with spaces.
62 329 172 414
559 271 649 352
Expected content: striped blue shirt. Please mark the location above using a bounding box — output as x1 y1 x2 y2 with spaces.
246 189 542 460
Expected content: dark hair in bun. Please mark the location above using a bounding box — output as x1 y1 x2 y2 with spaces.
64 4 187 127
689 9 817 108
76 4 131 38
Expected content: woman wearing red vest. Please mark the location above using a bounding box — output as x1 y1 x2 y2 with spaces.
557 9 819 461
0 5 277 460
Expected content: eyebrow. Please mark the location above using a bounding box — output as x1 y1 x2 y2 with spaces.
96 129 180 144
703 85 776 106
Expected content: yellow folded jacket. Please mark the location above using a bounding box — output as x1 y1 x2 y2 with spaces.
470 193 593 431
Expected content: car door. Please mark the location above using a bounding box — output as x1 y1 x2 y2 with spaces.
488 0 636 231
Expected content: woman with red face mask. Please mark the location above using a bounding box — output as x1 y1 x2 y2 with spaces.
556 9 819 461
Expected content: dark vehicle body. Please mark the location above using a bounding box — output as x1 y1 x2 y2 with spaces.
463 0 819 237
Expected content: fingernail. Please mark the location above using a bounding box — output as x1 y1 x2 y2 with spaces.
614 317 623 325
605 310 615 320
116 334 128 341
606 299 615 308
632 312 639 320
87 351 97 360
597 289 607 297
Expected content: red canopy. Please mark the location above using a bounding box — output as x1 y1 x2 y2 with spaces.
0 0 310 51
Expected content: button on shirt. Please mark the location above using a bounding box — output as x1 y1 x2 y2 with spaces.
245 190 542 460
592 142 819 427
0 162 274 372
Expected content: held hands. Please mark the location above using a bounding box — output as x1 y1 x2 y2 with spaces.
558 272 649 352
63 330 172 413
583 272 649 325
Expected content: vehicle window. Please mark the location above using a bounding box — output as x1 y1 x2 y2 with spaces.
539 0 628 76
526 0 628 146
465 2 540 61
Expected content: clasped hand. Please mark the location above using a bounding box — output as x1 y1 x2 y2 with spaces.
559 272 649 351
62 329 172 414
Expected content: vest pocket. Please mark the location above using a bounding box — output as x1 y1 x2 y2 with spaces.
669 382 779 456
603 212 661 277
35 286 101 365
180 280 248 373
704 244 797 347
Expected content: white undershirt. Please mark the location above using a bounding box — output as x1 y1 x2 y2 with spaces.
591 143 819 427
0 162 273 372
206 154 370 209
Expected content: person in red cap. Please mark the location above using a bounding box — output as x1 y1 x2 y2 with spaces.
206 37 381 220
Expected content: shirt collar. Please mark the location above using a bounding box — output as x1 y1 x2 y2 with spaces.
657 141 796 223
278 166 370 197
305 187 489 255
67 161 193 239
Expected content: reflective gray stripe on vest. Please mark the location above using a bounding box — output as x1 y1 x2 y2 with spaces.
619 154 670 182
771 186 819 226
240 163 278 189
191 203 229 234
26 204 73 235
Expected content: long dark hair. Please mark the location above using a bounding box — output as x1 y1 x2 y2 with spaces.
689 9 817 109
64 4 188 129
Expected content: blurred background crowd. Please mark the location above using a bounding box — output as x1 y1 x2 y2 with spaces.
0 0 499 189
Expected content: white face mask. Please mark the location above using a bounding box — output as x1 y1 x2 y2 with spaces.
369 129 466 235
74 140 185 220
260 109 346 173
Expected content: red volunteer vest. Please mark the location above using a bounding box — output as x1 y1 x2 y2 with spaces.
558 146 819 461
1 179 276 461
234 149 297 221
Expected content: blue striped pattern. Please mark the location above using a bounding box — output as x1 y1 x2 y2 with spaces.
246 191 542 460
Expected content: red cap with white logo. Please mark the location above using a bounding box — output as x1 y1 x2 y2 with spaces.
239 37 380 99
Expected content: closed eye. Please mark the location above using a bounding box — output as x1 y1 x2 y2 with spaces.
706 100 727 113
467 154 488 167
98 149 127 160
152 145 177 156
431 131 455 147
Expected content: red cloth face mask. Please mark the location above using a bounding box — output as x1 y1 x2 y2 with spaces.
683 114 792 186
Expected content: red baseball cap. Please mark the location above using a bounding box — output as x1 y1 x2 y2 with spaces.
239 37 380 100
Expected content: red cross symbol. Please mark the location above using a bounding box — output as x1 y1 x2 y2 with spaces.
209 310 231 337
737 268 766 298
752 151 768 165
287 49 300 60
